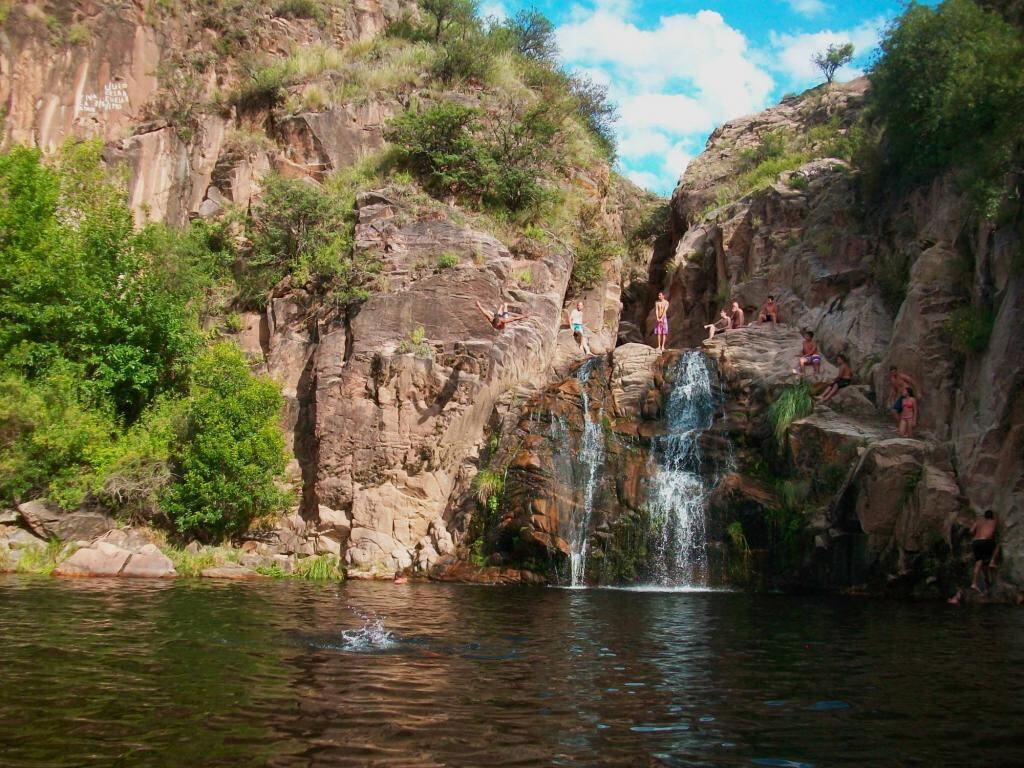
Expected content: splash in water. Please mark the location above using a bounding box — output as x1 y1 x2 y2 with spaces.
340 609 397 652
646 351 717 586
569 358 605 587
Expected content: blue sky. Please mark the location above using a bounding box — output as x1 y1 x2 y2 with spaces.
479 0 937 195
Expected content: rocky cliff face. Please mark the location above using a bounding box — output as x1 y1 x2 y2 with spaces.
1 1 650 578
638 80 1023 597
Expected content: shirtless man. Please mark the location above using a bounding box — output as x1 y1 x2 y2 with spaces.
887 366 918 423
475 300 528 332
970 510 998 593
730 301 745 329
653 292 669 353
703 309 731 342
759 295 779 326
569 301 592 355
797 330 821 376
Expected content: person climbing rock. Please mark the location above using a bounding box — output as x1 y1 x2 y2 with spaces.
759 295 779 326
796 330 821 376
897 386 918 438
970 510 999 593
476 300 528 332
730 301 745 329
703 309 731 342
653 291 669 353
570 301 592 355
888 366 918 423
817 353 853 403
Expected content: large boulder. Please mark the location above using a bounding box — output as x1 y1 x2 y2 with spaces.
53 542 131 578
17 500 114 543
121 545 177 578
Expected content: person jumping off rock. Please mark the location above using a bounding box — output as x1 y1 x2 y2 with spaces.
570 301 592 355
653 291 669 353
476 300 528 332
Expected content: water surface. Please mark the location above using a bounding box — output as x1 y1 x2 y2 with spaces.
1 577 1021 767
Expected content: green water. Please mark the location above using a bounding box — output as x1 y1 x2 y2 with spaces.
1 576 1021 767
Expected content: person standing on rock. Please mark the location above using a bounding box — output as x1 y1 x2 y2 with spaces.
888 366 918 423
570 301 592 355
897 386 918 438
653 292 670 353
476 300 528 332
970 510 999 593
730 301 745 329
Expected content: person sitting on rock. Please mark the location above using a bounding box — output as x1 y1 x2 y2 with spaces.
570 301 592 355
888 366 918 423
796 330 821 376
759 295 779 326
476 300 528 332
703 309 731 342
730 300 746 329
970 510 999 593
816 353 853 403
653 291 670 353
897 386 918 438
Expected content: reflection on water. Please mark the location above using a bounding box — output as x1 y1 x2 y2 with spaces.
1 577 1022 767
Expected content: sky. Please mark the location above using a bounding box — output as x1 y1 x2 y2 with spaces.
479 0 938 195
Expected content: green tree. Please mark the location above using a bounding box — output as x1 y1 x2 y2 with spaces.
162 344 288 540
501 9 558 62
869 0 1024 196
420 0 477 42
568 73 619 160
0 142 202 421
812 42 855 84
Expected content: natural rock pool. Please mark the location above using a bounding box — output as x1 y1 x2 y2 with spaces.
2 577 1021 767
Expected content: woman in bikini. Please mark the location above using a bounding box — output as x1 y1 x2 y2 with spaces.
475 300 528 332
898 385 918 438
570 301 592 355
817 353 853 403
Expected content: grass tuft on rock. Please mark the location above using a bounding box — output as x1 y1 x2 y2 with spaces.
293 553 344 580
767 382 814 449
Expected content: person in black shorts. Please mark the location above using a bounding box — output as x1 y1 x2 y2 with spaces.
970 510 998 593
817 353 853 403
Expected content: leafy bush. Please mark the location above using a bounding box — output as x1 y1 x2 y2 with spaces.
434 33 493 83
436 251 459 269
874 249 914 313
870 0 1024 196
473 468 504 510
161 344 289 540
767 382 814 448
946 303 995 355
272 0 325 24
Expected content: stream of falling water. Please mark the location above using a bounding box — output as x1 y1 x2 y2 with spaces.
569 358 605 587
646 351 717 586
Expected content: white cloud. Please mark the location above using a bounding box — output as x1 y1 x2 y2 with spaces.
480 2 508 24
626 170 662 191
769 17 886 86
556 8 775 194
785 0 828 16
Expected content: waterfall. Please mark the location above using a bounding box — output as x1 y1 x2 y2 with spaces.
647 351 717 586
569 358 605 587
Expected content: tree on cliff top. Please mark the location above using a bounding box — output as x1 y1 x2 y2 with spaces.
420 0 478 42
812 42 855 84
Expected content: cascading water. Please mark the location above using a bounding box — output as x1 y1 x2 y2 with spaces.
646 351 717 586
569 358 605 587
